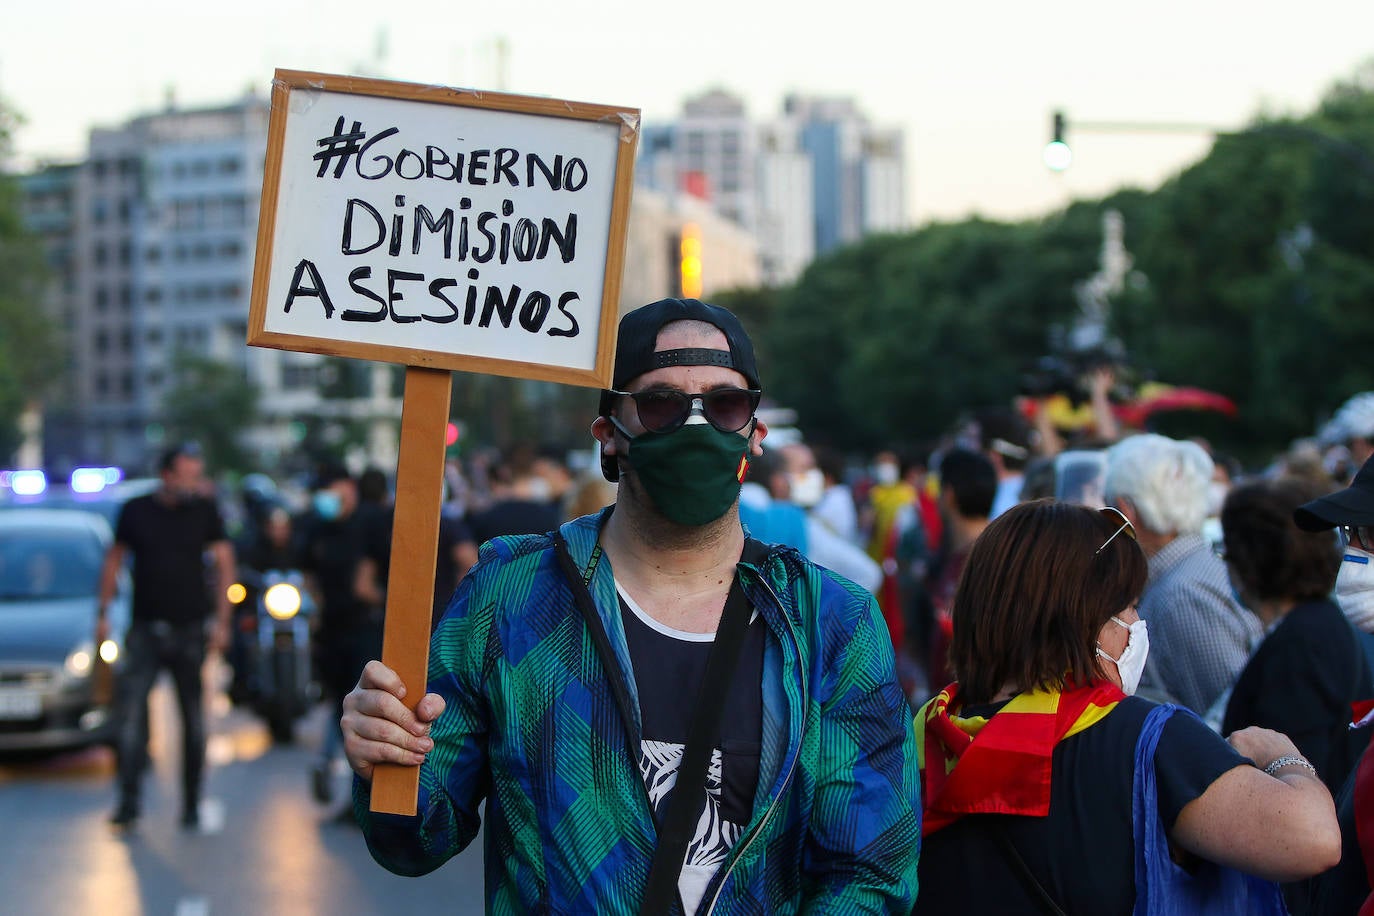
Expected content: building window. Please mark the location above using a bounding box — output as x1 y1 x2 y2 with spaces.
92 199 107 225
146 287 163 304
94 330 109 353
120 372 134 396
95 286 110 311
119 284 132 310
93 242 108 267
147 329 163 345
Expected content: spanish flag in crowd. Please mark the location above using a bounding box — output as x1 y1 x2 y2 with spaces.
915 682 1125 836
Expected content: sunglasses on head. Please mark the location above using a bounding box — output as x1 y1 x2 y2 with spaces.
610 386 761 435
1096 506 1138 555
1341 525 1374 553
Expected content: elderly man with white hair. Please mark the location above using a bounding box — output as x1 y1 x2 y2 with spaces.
1103 434 1262 715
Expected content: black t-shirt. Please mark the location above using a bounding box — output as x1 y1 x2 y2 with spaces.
433 514 474 623
466 498 560 547
915 696 1248 915
299 510 371 632
115 492 226 624
1223 598 1373 795
619 586 764 910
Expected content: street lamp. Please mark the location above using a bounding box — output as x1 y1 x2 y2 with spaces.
1045 108 1374 179
1043 111 1072 172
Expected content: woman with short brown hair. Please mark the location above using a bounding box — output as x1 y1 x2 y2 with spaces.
915 499 1340 915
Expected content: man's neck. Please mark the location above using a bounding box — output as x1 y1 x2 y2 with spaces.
947 515 988 553
599 493 744 633
1138 528 1176 558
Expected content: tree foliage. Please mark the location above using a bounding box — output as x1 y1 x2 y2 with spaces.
743 74 1374 463
161 352 260 473
0 99 63 462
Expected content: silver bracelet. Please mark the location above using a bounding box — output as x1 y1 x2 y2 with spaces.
1263 755 1317 778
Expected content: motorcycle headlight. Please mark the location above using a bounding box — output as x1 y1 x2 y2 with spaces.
264 583 302 620
227 583 248 605
99 639 119 664
65 642 95 678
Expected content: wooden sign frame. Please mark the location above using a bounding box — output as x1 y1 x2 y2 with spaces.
249 69 640 388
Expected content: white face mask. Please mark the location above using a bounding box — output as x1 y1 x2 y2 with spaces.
1337 545 1374 633
873 462 899 487
1097 616 1150 695
790 469 825 508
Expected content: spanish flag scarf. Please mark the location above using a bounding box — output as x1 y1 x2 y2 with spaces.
915 681 1125 837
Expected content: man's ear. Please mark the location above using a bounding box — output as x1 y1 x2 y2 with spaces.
748 417 769 457
591 416 617 454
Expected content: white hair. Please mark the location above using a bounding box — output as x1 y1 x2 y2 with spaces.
1103 433 1214 536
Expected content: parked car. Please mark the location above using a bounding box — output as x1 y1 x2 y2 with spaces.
0 509 130 752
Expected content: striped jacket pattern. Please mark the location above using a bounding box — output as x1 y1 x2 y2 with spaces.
356 510 921 914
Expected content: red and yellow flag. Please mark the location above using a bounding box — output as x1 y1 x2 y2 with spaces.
915 681 1125 836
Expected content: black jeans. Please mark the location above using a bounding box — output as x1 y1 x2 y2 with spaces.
113 619 207 812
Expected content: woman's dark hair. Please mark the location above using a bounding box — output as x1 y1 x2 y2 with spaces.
949 499 1148 703
1221 476 1341 604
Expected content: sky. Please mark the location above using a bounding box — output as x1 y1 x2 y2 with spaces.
3 2 1372 226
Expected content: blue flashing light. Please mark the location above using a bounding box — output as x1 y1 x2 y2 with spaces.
10 470 48 497
70 467 109 494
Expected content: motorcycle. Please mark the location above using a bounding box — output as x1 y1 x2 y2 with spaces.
228 568 317 743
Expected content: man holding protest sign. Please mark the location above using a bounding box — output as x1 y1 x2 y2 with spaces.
341 298 921 913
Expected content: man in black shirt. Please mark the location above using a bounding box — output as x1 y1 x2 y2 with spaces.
97 443 236 830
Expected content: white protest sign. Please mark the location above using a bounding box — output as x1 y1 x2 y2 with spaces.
250 70 639 387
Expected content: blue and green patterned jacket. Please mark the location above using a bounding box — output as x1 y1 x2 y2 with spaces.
357 510 921 913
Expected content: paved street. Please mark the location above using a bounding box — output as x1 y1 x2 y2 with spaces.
0 663 484 915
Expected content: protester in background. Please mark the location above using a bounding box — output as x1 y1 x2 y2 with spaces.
976 406 1035 519
1219 476 1371 804
862 448 920 657
738 446 881 593
923 447 997 694
465 443 562 545
99 443 236 831
1295 454 1374 915
299 463 377 815
809 444 860 544
341 298 920 911
1317 391 1374 479
915 499 1339 914
229 503 298 705
1103 433 1261 713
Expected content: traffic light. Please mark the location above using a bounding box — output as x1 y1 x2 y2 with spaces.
1044 110 1072 172
679 223 703 299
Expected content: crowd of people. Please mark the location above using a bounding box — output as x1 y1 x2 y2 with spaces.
100 294 1374 913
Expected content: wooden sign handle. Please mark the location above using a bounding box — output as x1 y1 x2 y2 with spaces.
370 365 452 815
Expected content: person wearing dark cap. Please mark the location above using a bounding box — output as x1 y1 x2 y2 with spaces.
341 298 921 913
98 442 236 830
1295 455 1374 915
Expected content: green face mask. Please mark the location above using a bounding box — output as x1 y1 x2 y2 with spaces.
612 418 751 526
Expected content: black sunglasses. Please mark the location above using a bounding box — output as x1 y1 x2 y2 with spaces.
610 387 761 434
1341 525 1374 553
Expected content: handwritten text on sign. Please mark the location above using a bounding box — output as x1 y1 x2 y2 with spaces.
261 88 624 373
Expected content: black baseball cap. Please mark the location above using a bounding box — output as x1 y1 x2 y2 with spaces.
1294 454 1374 530
597 298 761 481
597 298 761 419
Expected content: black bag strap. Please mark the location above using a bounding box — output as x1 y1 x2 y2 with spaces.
552 531 764 916
987 818 1068 916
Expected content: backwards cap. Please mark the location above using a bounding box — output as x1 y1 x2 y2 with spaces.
597 298 761 418
597 297 761 481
